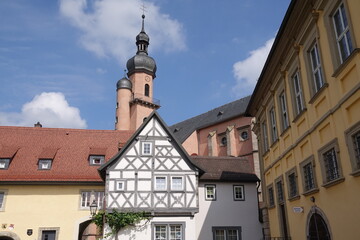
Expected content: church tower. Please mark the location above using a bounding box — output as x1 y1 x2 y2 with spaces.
115 15 159 131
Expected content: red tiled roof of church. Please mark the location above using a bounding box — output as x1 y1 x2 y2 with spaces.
0 126 134 183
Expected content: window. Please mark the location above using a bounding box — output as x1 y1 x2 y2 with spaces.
275 178 284 204
155 176 167 191
240 131 248 141
0 159 10 170
116 180 125 191
309 42 324 93
0 191 6 211
80 191 104 209
89 155 105 165
267 185 275 207
39 228 59 240
269 107 278 143
345 122 360 175
38 159 52 170
318 139 343 186
262 122 269 152
171 177 183 191
233 185 244 201
300 156 318 194
205 184 216 201
153 223 184 240
220 135 227 147
142 142 153 155
333 3 353 63
286 168 299 199
145 84 150 97
279 92 289 130
291 71 305 116
212 227 242 240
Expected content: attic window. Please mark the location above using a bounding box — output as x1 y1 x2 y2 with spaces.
217 111 224 117
38 159 52 170
0 159 10 170
89 155 105 165
141 142 153 156
174 128 180 133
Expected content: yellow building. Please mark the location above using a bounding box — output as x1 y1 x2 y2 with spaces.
247 0 360 239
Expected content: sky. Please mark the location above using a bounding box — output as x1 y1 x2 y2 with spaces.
0 0 290 130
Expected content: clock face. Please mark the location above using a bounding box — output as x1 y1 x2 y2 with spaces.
145 76 150 82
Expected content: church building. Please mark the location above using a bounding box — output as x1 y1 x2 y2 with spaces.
0 15 262 240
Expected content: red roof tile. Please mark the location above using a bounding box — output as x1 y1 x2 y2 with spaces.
0 126 134 183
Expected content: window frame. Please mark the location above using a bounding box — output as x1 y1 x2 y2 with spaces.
212 226 242 240
233 185 245 201
278 90 290 132
154 176 167 191
0 190 8 211
38 228 60 240
80 190 104 209
141 141 153 156
0 158 10 170
290 69 306 117
171 176 184 191
262 121 269 153
332 2 354 64
89 155 105 165
309 41 325 94
299 156 319 195
275 176 285 204
318 139 344 187
269 106 278 144
323 0 357 75
115 180 126 191
152 222 185 240
345 121 360 176
38 159 53 170
285 167 299 200
205 184 216 201
267 184 275 208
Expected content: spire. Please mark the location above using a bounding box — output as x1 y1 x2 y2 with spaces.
136 14 149 55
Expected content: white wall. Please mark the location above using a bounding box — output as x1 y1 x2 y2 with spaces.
195 182 262 240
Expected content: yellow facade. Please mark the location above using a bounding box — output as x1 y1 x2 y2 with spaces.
248 0 360 239
0 185 104 240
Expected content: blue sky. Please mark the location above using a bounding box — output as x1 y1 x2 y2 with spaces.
0 0 289 129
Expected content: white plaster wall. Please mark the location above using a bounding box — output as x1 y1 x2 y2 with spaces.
111 216 196 240
195 182 262 240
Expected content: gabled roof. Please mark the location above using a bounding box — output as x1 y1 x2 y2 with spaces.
191 156 259 182
0 126 134 183
98 111 203 180
170 95 251 143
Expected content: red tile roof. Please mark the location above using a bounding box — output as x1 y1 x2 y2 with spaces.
0 126 134 183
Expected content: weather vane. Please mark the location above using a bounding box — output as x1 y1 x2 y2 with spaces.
140 2 147 16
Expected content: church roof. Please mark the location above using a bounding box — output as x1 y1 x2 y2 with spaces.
191 156 259 182
0 126 134 184
170 95 251 143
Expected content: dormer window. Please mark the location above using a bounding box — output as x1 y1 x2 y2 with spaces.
89 155 105 165
38 159 52 170
0 159 10 170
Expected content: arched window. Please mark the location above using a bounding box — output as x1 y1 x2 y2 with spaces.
145 84 150 97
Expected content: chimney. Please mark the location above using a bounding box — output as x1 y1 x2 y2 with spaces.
34 122 42 128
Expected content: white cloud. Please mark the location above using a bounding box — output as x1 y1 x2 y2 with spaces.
59 0 186 64
232 37 274 98
0 92 87 128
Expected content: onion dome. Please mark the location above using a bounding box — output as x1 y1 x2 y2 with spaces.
116 76 132 90
126 14 157 78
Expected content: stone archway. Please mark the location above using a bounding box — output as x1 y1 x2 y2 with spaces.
306 206 332 240
78 220 101 240
0 231 21 240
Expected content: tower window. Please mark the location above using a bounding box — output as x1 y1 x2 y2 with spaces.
145 84 150 97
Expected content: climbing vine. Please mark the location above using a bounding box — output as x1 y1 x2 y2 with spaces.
92 209 152 238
